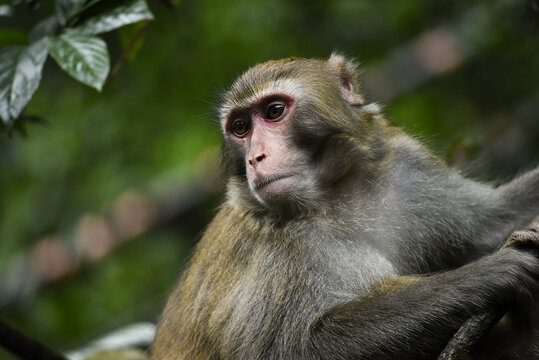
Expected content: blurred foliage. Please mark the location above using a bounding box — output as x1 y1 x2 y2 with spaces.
0 0 538 357
0 0 154 132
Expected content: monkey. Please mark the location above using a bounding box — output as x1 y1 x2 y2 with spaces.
151 54 539 360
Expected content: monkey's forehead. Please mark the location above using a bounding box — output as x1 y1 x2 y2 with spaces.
219 58 333 120
219 78 304 117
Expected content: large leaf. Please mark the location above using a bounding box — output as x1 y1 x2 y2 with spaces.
55 0 105 25
76 0 154 35
55 0 87 25
29 16 60 43
0 38 49 126
49 30 110 91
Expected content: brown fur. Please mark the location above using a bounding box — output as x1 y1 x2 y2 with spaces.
152 54 539 360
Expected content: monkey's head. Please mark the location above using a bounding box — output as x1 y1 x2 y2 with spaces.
219 54 383 217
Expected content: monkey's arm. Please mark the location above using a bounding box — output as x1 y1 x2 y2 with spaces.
309 246 539 360
439 217 539 360
498 167 539 219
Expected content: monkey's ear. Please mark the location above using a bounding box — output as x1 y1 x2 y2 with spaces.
327 53 365 106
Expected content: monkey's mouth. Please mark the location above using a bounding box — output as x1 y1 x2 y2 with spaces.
254 174 293 190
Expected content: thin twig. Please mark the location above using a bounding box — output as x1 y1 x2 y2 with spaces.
110 20 151 77
0 320 67 360
110 0 162 77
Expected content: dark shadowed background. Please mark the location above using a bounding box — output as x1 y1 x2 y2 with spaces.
0 0 538 357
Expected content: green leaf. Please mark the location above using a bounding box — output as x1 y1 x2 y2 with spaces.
83 0 105 9
75 0 154 35
55 0 87 25
0 38 49 126
55 0 106 25
49 30 110 91
29 16 60 43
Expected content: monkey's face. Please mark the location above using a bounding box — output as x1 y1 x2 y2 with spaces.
222 90 321 208
219 55 371 213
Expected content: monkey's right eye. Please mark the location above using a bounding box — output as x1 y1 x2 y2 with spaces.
232 119 250 137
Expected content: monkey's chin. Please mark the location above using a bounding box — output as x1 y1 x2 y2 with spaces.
253 175 297 203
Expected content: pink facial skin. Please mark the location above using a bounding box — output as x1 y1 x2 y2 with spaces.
226 95 299 202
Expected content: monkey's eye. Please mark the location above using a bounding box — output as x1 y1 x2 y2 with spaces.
232 119 250 137
266 103 285 120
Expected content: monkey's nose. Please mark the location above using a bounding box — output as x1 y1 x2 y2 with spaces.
248 154 266 167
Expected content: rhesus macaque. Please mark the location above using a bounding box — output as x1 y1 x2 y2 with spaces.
152 54 539 360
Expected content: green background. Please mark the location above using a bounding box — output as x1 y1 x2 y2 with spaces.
0 0 538 356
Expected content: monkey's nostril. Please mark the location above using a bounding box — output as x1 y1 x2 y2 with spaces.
248 154 265 167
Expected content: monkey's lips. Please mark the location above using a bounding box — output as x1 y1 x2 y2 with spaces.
253 174 295 196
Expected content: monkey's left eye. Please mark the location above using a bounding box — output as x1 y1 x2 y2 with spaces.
232 119 250 137
266 103 285 120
